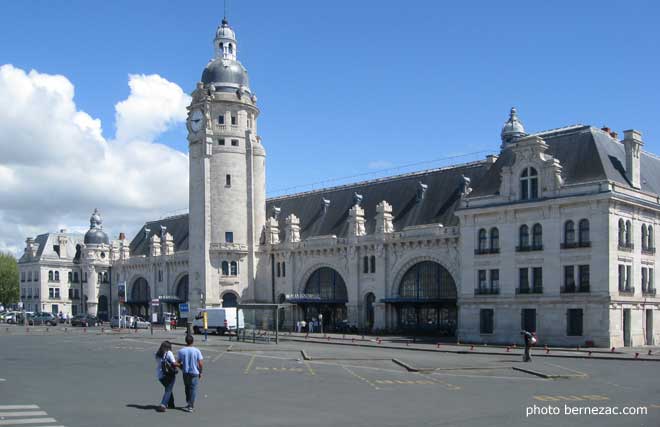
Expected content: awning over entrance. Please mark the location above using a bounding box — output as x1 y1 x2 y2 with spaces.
287 297 347 304
381 297 456 304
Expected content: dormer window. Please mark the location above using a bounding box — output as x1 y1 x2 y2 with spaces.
520 167 538 200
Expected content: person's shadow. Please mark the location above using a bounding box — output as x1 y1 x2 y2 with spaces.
126 404 186 412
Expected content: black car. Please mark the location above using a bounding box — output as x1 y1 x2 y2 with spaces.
70 314 98 327
31 313 59 326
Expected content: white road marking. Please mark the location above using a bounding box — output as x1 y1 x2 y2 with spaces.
0 418 57 425
0 406 39 410
0 411 48 417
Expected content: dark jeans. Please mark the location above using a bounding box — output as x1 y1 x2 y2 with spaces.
182 373 199 408
524 344 532 362
159 375 175 408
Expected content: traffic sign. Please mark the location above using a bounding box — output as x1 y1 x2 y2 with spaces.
151 298 160 307
179 303 189 313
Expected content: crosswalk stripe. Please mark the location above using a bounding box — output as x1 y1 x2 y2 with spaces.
0 411 48 417
0 406 39 410
0 418 57 426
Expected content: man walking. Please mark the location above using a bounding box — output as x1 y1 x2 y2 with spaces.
177 334 204 412
521 330 535 362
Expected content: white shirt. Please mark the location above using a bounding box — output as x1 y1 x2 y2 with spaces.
156 350 176 379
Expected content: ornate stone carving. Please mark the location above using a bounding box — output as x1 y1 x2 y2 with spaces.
375 201 394 234
348 204 366 239
285 214 301 243
264 217 280 245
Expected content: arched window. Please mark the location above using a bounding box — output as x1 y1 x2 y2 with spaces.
578 219 590 245
520 167 539 200
489 227 499 251
618 219 625 246
649 225 654 249
363 256 369 274
370 255 376 273
282 261 286 277
625 220 632 246
532 223 543 248
304 268 348 302
48 271 53 282
642 225 648 250
221 261 229 276
222 292 237 308
54 271 60 282
228 43 233 54
478 229 487 251
519 225 529 248
398 261 457 300
230 261 238 276
564 220 575 244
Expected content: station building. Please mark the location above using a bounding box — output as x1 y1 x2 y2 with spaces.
18 18 660 347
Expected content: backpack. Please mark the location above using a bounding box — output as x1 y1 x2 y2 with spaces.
161 354 177 377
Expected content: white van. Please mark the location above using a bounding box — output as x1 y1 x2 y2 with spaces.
192 307 244 335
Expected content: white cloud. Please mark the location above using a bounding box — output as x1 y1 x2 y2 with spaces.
0 64 191 255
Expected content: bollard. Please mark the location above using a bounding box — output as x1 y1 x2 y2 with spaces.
377 338 382 344
436 343 441 349
406 341 410 347
506 346 510 352
46 327 49 332
588 351 592 357
305 334 309 340
352 338 355 343
648 350 653 356
101 327 104 333
83 327 87 333
470 345 474 351
65 327 68 333
327 336 330 341
545 347 550 354
577 345 581 351
611 347 616 352
635 352 640 359
26 327 29 333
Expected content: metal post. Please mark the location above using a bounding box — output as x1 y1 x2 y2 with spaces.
235 308 239 342
275 306 279 344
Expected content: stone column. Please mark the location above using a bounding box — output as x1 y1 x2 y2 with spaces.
85 265 98 316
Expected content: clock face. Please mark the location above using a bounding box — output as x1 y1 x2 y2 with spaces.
189 109 204 133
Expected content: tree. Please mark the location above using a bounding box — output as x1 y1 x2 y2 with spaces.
0 252 20 308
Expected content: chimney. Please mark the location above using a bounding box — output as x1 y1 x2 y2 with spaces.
119 232 126 241
623 130 643 189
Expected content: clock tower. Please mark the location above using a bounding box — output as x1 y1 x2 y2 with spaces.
187 17 266 310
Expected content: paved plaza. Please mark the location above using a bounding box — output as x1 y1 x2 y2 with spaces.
0 326 659 427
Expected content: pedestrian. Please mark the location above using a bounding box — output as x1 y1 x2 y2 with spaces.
155 340 177 412
295 320 301 333
177 334 204 413
521 330 535 362
308 319 314 333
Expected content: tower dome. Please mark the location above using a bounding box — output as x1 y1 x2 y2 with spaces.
501 107 527 146
84 208 109 245
202 17 251 92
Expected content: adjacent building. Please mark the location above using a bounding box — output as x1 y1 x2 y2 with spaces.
18 18 659 347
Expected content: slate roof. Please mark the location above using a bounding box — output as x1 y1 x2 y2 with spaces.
469 126 660 198
129 214 190 257
18 232 84 263
266 161 491 240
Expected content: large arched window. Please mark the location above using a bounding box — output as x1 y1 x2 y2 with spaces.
532 224 543 248
625 220 632 246
564 220 575 244
519 225 529 248
642 225 648 250
520 167 539 200
176 275 189 302
398 261 457 300
578 219 590 245
131 278 150 303
478 229 487 251
222 292 237 308
490 227 499 252
304 268 348 302
618 219 625 246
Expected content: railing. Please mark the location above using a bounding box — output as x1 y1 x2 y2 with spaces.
619 287 635 296
618 243 634 252
516 245 543 252
561 241 592 249
642 288 657 297
641 247 656 255
561 284 590 293
474 286 500 295
474 248 500 255
516 287 543 295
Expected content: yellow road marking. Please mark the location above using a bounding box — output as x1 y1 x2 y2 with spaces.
255 367 305 372
343 366 380 390
303 360 316 376
534 394 608 402
244 354 256 374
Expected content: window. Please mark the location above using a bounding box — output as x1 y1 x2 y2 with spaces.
625 220 632 245
49 288 54 299
650 268 654 290
490 227 499 251
578 219 590 245
532 223 543 248
230 261 238 276
363 256 369 274
54 271 60 282
231 139 239 146
370 255 376 274
521 309 536 333
218 115 225 125
649 226 654 249
277 262 281 277
626 265 632 290
68 289 73 299
83 272 87 282
642 267 648 292
228 43 233 54
98 272 103 283
282 262 286 277
27 287 32 298
226 174 231 187
519 225 529 248
231 115 237 125
489 269 499 290
618 219 625 246
579 265 590 291
158 270 163 282
532 267 543 291
567 309 583 336
478 270 487 289
219 139 225 145
519 268 529 291
28 271 32 282
34 288 38 298
73 272 79 283
480 309 494 334
564 220 575 244
618 265 625 291
225 232 233 243
520 167 539 200
48 271 53 282
642 225 648 250
221 261 229 276
54 288 60 299
21 272 25 282
68 272 72 283
564 266 575 291
478 229 487 251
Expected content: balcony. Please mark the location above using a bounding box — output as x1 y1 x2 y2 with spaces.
516 287 543 295
474 248 500 255
515 245 543 252
209 242 248 254
618 243 634 252
619 287 635 296
561 284 590 294
474 286 500 295
641 247 656 256
642 288 657 297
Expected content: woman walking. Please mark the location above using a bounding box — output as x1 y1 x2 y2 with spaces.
155 340 177 412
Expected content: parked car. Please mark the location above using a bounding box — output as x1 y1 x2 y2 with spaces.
110 315 135 328
31 313 58 326
71 314 98 327
132 317 151 329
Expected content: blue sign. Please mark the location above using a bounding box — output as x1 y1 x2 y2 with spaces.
179 303 189 313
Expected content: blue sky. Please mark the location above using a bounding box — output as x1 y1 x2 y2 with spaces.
1 0 658 196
